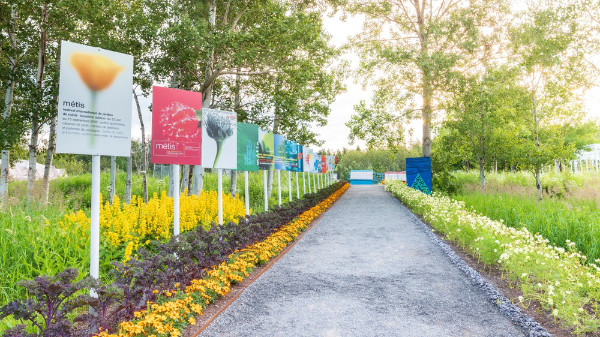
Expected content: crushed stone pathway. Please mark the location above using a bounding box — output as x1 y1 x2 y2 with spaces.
199 185 527 337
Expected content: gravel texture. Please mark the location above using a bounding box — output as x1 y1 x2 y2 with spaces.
199 185 539 337
399 191 551 337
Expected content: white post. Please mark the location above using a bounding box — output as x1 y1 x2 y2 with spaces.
288 170 292 202
277 169 282 206
303 171 306 195
90 155 101 297
218 168 223 225
263 170 268 212
313 173 317 192
296 171 300 199
173 164 180 235
244 171 249 216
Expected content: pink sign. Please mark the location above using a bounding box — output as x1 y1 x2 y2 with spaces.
151 86 202 165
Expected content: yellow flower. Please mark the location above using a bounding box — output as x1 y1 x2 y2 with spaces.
69 52 123 91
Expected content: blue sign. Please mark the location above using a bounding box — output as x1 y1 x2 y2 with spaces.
406 157 432 194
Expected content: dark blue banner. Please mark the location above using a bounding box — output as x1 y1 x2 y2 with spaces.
406 157 432 194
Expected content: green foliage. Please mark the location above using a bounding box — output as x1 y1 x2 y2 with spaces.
449 169 598 197
455 192 600 263
345 0 505 155
336 146 421 180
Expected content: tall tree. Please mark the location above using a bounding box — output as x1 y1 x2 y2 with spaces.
346 0 505 157
438 66 530 190
510 0 593 199
0 3 24 206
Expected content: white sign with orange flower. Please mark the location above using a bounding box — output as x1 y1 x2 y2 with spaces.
56 41 133 156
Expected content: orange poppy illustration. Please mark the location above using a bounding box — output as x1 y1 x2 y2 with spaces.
69 51 125 146
69 52 123 91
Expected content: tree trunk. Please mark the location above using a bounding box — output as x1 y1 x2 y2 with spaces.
422 75 433 157
229 69 241 197
27 2 49 205
418 14 432 158
1 5 18 206
230 170 238 196
42 116 56 203
193 166 203 194
109 156 116 205
133 89 148 202
187 165 193 194
559 160 563 172
126 155 132 204
534 166 543 200
181 164 190 193
479 156 485 192
268 107 280 197
531 94 542 200
27 121 39 204
192 0 217 195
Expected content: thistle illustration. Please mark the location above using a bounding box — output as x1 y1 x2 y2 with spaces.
204 110 234 168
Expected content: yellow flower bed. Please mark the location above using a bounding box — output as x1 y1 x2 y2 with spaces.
97 183 349 337
59 191 247 261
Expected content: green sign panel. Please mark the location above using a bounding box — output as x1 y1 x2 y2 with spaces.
237 123 259 171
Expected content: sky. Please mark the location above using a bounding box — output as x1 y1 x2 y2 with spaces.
127 11 600 154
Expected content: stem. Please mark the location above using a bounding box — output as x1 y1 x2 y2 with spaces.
213 140 223 169
90 91 97 146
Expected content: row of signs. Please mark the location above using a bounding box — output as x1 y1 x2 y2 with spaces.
55 41 337 173
152 86 336 173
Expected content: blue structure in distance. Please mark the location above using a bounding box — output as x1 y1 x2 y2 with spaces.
406 157 432 194
349 170 374 185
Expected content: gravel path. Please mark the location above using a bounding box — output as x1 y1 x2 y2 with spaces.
199 185 530 337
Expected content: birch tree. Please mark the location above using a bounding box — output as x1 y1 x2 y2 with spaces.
510 0 593 199
346 0 504 157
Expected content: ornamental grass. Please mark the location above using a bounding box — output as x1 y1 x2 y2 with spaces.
385 180 600 335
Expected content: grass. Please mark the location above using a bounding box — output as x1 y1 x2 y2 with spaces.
454 193 600 263
451 170 600 201
450 170 600 263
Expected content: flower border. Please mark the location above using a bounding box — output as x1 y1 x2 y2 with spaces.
385 180 600 335
99 183 349 337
